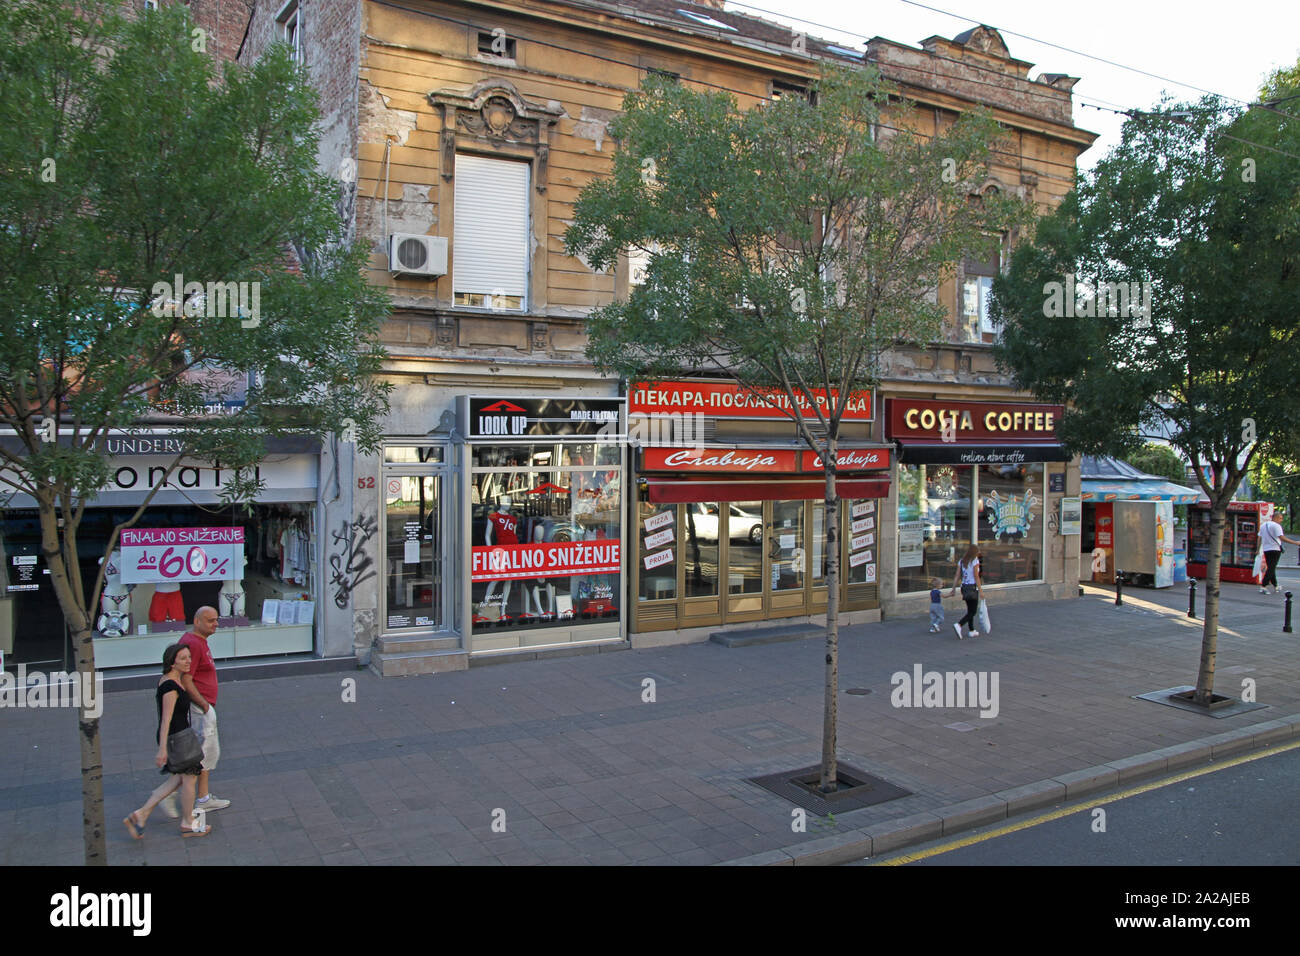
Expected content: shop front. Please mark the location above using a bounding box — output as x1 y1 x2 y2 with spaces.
459 396 626 655
883 398 1073 612
0 433 322 670
627 380 888 639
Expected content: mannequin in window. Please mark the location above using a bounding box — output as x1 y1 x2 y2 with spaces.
219 554 249 619
524 521 556 622
98 549 134 637
480 496 518 622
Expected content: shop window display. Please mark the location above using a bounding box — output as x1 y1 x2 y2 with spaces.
898 464 972 594
976 463 1043 583
470 443 621 631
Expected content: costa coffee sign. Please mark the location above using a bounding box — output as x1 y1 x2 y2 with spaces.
630 381 873 421
886 399 1063 442
643 447 890 473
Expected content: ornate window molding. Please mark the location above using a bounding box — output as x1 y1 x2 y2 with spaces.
429 80 563 192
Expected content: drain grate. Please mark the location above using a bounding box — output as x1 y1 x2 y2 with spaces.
749 763 910 816
844 688 872 696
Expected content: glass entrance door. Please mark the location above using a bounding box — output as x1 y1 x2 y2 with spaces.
725 500 767 620
383 474 444 631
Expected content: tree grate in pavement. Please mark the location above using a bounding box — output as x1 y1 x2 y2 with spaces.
1133 686 1269 718
748 763 911 816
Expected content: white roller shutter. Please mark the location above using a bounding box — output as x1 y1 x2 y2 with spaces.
453 154 530 304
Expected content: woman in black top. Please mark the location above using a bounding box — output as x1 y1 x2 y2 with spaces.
123 644 211 839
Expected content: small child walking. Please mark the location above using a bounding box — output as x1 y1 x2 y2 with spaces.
928 578 944 632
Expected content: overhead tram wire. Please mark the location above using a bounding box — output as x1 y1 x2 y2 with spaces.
1079 101 1300 163
729 0 1300 127
370 0 1090 186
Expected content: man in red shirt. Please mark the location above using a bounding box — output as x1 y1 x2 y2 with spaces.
162 605 230 818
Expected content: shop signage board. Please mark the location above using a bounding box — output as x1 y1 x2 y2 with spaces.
642 446 890 474
471 541 621 582
465 396 625 439
886 399 1064 442
630 381 873 421
121 527 245 583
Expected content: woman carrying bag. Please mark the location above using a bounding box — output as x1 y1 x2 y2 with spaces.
950 545 985 640
123 644 211 839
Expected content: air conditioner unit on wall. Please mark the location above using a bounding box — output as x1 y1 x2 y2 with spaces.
388 234 447 277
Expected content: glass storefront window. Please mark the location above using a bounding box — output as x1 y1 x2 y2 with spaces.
976 463 1043 584
384 446 444 464
639 502 677 601
845 499 878 584
470 450 621 632
727 500 764 594
682 503 720 597
898 464 973 594
771 500 804 591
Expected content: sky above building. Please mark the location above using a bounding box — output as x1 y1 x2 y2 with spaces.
719 0 1300 169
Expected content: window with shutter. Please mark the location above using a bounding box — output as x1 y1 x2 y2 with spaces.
453 154 530 310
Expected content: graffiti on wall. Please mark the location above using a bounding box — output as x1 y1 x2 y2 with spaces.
329 513 378 609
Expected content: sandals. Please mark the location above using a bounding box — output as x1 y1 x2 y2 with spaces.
122 813 144 840
180 824 211 838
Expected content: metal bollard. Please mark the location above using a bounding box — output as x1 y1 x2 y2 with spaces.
1115 569 1123 606
1188 579 1197 619
1286 592 1293 634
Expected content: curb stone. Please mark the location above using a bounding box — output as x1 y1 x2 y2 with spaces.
721 716 1300 865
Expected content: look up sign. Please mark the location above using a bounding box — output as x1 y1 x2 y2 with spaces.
464 397 626 439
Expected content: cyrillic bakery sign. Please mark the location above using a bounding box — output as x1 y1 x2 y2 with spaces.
630 381 873 421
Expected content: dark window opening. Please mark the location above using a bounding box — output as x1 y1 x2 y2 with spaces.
477 30 517 59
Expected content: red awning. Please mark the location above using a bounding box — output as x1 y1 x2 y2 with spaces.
645 478 891 503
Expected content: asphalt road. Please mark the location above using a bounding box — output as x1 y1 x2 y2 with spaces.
859 740 1300 866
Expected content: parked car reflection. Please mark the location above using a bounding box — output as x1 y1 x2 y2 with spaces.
684 503 763 543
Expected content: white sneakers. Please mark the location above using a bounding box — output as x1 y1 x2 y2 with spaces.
953 622 964 640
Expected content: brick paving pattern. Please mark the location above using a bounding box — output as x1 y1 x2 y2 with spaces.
3 573 1299 865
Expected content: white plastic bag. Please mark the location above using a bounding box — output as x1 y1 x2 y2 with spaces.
1252 549 1265 583
977 598 991 634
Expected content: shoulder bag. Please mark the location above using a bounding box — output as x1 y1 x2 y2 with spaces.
166 727 203 772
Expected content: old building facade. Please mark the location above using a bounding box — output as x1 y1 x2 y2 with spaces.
189 0 1095 674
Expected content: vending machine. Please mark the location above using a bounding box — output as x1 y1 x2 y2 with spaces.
1187 500 1273 583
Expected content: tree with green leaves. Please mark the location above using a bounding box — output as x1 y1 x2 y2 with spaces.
1128 443 1188 485
0 0 391 863
992 61 1300 707
566 65 1025 790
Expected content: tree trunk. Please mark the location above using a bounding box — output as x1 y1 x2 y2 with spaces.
72 624 106 865
1193 501 1226 706
36 502 107 864
819 441 840 792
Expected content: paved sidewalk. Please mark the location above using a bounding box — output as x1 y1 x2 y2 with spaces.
4 569 1300 866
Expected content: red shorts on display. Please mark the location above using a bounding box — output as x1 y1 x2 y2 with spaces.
149 589 186 623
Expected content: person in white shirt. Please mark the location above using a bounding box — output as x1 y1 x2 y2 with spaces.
1258 512 1300 594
